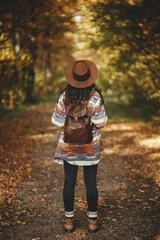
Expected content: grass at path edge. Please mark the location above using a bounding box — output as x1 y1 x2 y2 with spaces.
0 93 159 125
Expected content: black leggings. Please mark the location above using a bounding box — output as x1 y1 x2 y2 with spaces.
63 160 98 212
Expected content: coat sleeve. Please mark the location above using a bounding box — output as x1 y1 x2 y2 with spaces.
90 92 108 128
51 92 66 127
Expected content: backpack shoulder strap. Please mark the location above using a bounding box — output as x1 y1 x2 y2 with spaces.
86 89 96 115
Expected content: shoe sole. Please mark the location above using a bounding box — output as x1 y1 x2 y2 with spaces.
63 227 75 233
88 228 98 233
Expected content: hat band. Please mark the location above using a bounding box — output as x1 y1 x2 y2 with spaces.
72 69 91 82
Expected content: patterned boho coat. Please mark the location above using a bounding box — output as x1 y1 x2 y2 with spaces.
51 90 108 166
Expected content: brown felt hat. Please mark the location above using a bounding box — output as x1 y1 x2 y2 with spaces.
66 60 98 88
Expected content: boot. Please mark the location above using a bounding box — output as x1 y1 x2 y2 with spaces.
88 219 98 233
63 218 74 233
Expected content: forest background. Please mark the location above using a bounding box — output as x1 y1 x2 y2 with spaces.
0 0 160 122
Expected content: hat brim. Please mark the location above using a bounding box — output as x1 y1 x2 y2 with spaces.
66 60 98 88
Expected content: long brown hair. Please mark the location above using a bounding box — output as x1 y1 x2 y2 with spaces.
63 84 104 105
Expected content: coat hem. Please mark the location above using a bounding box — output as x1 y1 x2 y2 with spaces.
54 158 100 166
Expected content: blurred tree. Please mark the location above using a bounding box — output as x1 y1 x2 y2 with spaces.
1 0 159 120
88 0 160 117
0 0 77 106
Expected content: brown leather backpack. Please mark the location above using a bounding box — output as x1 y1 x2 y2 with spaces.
63 90 95 144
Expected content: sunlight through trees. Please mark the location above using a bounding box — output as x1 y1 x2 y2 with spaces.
0 0 159 120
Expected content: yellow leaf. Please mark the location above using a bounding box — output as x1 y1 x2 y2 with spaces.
136 199 142 202
27 168 32 172
16 221 26 225
112 218 117 222
149 198 156 201
32 188 38 192
141 184 149 188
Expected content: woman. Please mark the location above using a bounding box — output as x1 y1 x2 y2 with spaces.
51 60 107 233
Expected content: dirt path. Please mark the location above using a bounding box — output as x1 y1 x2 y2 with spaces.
0 104 160 240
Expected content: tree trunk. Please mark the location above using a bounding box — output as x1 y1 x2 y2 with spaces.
25 63 35 103
9 5 21 108
9 90 14 109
